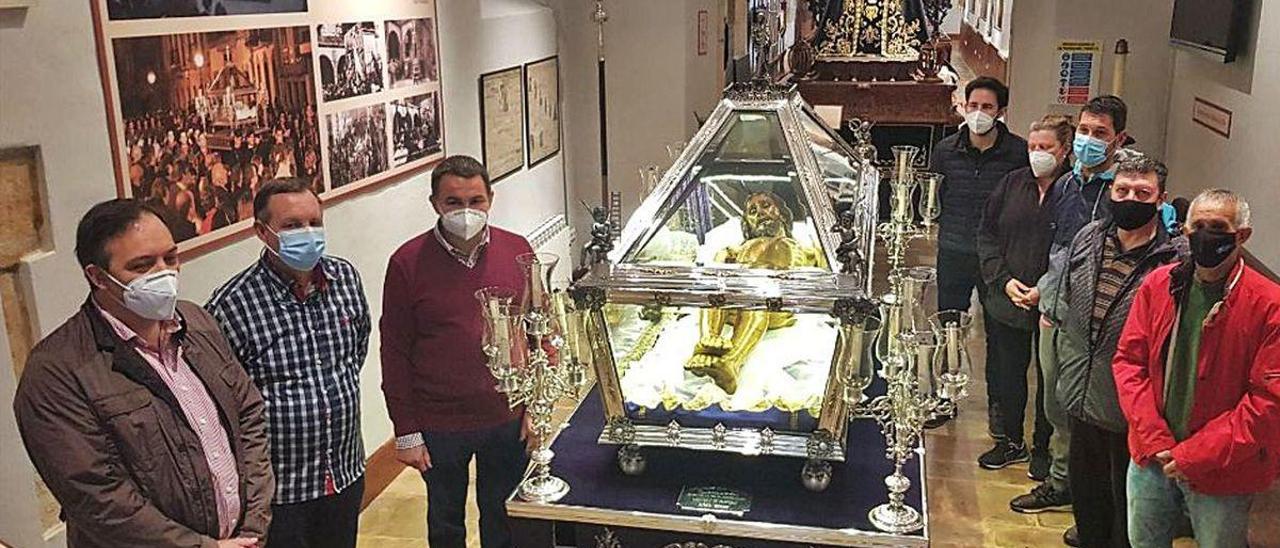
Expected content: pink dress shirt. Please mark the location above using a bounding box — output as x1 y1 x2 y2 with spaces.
96 303 243 539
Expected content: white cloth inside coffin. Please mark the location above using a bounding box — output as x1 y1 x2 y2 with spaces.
614 310 837 415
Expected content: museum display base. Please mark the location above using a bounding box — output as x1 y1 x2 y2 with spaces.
507 386 928 547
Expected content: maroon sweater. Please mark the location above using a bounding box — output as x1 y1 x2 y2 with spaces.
380 227 532 435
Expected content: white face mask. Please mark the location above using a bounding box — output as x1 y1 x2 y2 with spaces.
965 110 996 135
1030 150 1060 178
106 270 180 321
441 208 488 241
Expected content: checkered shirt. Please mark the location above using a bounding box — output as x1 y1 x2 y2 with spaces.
207 254 371 504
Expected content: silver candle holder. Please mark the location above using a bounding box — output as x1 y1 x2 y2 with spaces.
878 146 923 268
477 252 592 503
849 264 972 534
916 171 944 234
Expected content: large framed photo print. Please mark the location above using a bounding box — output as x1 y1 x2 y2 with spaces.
91 0 447 255
479 66 525 184
106 0 308 21
524 56 561 168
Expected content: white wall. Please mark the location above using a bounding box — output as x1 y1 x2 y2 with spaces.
962 0 1013 55
941 4 963 36
550 0 725 227
1004 0 1058 133
0 1 567 545
1005 0 1175 158
1163 1 1279 268
686 0 725 137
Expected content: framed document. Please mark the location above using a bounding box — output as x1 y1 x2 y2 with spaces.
479 66 526 183
524 56 561 168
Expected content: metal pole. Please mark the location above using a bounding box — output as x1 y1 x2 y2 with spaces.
593 1 610 204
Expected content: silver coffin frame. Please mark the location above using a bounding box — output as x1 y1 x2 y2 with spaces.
574 86 879 462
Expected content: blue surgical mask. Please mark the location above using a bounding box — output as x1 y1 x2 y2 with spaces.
1073 133 1111 168
268 226 326 272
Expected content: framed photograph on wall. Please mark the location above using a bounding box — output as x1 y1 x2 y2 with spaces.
90 0 447 256
523 56 560 168
479 66 525 184
316 22 387 102
106 0 308 21
391 92 443 167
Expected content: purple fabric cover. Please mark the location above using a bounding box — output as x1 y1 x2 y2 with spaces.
548 385 925 535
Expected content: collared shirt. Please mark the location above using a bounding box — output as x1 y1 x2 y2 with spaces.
434 224 491 268
206 254 371 504
95 303 242 538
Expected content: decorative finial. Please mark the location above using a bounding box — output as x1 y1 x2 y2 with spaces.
591 0 608 25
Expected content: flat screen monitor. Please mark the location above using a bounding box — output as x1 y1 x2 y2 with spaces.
1171 0 1249 62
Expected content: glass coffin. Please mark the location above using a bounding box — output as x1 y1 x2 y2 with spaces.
572 87 880 471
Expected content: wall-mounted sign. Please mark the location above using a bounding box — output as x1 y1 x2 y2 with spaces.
698 9 709 56
1055 41 1101 106
1192 98 1232 139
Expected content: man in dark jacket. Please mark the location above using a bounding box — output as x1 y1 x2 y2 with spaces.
14 199 274 548
1038 96 1138 327
1030 96 1137 543
1055 158 1188 548
929 76 1029 430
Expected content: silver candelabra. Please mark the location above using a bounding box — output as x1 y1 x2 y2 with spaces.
847 263 972 534
477 252 593 503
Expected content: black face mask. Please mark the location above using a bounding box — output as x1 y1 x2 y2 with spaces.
1189 229 1237 268
1111 199 1158 231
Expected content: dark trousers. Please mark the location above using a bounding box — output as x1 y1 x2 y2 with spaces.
936 248 984 313
937 248 996 424
422 419 529 548
1030 352 1052 452
266 475 364 548
1069 418 1131 548
985 319 1052 449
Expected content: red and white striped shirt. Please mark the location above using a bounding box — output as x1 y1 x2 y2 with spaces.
96 304 242 539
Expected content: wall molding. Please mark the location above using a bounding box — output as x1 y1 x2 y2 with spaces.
360 438 403 511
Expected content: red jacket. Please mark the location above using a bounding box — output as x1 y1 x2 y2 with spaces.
1113 260 1280 495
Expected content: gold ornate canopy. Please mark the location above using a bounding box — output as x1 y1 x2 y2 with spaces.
815 0 922 60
